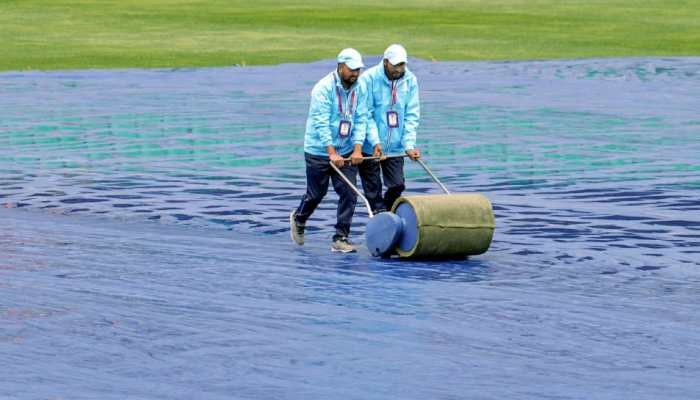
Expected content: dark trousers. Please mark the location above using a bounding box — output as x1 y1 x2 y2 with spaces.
358 154 405 213
295 152 358 239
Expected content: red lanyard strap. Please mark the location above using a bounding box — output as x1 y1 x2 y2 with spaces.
391 80 398 105
335 85 344 114
333 74 355 116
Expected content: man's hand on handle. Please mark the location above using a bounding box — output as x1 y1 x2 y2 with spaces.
327 145 345 168
373 144 385 161
350 149 364 166
330 153 345 168
406 148 421 160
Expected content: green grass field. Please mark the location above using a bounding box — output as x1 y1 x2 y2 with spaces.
1 0 699 71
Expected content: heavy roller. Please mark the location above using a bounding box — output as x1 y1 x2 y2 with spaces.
330 155 495 259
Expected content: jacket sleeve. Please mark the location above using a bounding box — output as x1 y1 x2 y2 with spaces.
310 83 333 147
364 79 380 147
352 82 368 145
402 77 420 150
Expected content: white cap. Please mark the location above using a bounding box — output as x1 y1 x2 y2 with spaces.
383 44 407 65
337 48 364 70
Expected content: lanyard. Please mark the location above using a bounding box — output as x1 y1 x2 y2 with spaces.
386 79 402 147
334 74 356 118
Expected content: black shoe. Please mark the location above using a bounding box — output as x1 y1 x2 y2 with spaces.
290 210 305 245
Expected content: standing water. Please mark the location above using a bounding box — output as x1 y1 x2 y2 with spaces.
1 57 699 399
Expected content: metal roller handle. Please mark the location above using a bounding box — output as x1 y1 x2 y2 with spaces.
341 154 408 162
414 158 450 194
351 154 450 194
329 161 374 218
328 154 450 218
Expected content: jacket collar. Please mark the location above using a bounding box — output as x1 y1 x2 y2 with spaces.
332 70 358 92
376 61 410 85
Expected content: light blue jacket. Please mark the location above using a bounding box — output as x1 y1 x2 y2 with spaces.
304 70 368 157
360 63 420 154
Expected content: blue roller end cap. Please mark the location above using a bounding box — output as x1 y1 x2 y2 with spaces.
395 202 419 253
365 212 404 257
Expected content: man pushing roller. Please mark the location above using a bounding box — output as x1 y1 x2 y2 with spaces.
290 48 369 253
359 44 421 214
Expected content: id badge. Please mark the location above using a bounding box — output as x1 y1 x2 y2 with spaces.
338 120 352 137
387 111 399 128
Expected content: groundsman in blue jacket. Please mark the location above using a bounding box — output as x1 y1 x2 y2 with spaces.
358 44 421 213
290 48 369 253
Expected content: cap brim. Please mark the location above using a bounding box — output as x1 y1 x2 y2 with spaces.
345 61 364 70
387 56 407 66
